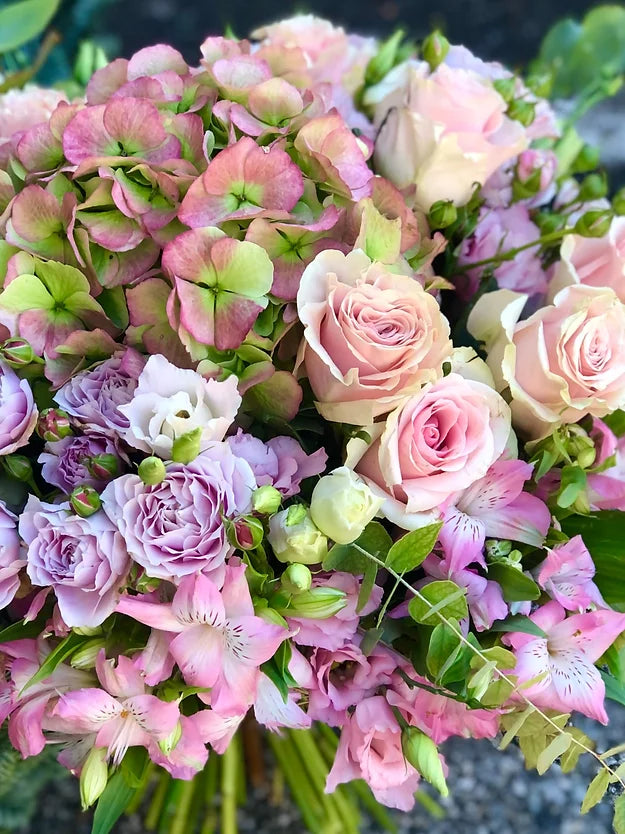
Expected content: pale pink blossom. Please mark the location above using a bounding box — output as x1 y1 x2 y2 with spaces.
537 536 605 612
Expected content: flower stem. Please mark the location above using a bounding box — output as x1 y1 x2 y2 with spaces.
145 771 170 831
169 777 197 834
267 733 323 832
221 739 239 834
454 227 573 274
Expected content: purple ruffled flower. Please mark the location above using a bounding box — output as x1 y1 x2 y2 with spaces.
0 359 37 455
0 501 24 610
39 432 122 493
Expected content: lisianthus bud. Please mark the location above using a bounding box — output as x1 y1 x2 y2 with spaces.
278 587 346 619
0 338 35 367
159 721 182 756
268 506 328 564
2 454 33 482
567 427 596 469
252 484 282 515
228 516 265 550
80 747 108 810
507 98 535 127
401 727 448 797
70 485 102 517
85 453 120 482
281 563 312 594
310 467 383 545
428 199 457 229
578 173 608 202
255 602 289 627
574 209 613 238
138 456 167 486
421 30 449 69
70 638 106 670
37 408 73 442
171 427 202 464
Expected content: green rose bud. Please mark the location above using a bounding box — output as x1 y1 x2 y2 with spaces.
80 747 108 810
2 454 33 482
70 485 102 518
268 507 328 565
613 187 625 216
421 30 449 70
0 338 36 368
37 408 73 442
525 72 552 99
171 427 202 464
281 563 313 594
138 456 167 486
507 98 535 127
85 453 120 482
227 516 265 551
574 209 613 238
278 587 347 619
493 77 517 102
252 484 282 515
401 727 448 797
572 144 600 173
578 173 608 202
428 199 458 230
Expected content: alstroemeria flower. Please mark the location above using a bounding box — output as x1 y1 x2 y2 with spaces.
537 536 605 612
116 563 289 714
179 136 304 227
505 601 625 723
163 227 274 351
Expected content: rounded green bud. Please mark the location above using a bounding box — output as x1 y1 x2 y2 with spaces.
534 212 564 236
574 209 612 238
493 77 517 103
252 484 282 515
0 338 36 368
171 427 202 464
485 539 512 561
421 30 449 70
86 453 120 482
282 563 312 594
573 144 600 174
2 454 33 482
578 173 608 202
428 199 457 230
228 516 265 551
507 98 535 127
159 721 182 756
138 456 167 486
613 187 625 216
37 408 73 442
70 485 102 518
80 747 108 810
401 727 448 797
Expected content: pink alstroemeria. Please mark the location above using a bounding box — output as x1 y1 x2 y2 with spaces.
440 459 551 571
588 418 625 511
505 601 625 723
537 536 605 612
179 136 304 227
53 652 180 765
117 563 289 714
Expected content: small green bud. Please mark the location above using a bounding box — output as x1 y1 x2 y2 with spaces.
278 587 346 619
2 454 33 482
70 638 106 670
252 484 282 515
70 485 102 517
138 456 167 486
286 504 308 526
512 167 542 202
159 721 182 756
0 338 36 367
572 144 600 173
255 602 289 627
281 563 312 594
227 515 265 550
578 173 608 202
80 747 108 810
171 427 202 464
85 453 120 482
534 212 564 236
525 72 552 99
421 30 449 70
428 199 457 230
493 77 517 102
401 727 448 796
613 187 625 216
37 408 73 442
485 539 512 561
507 98 535 127
574 209 612 238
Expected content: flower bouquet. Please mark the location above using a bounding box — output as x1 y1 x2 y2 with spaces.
1 6 625 834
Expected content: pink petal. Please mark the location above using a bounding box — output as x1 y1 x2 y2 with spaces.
53 688 122 732
439 507 486 571
117 594 185 633
170 625 224 688
172 573 226 627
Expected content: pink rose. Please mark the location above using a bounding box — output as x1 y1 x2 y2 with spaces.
365 61 526 210
352 373 511 525
0 502 24 611
296 249 452 424
549 217 625 303
468 286 625 439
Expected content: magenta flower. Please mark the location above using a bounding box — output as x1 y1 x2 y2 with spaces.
179 136 304 227
537 536 605 612
163 227 274 351
505 601 625 723
53 653 180 766
117 563 289 714
0 360 37 455
0 502 24 611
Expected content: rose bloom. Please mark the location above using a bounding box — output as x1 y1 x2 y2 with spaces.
39 432 121 493
0 86 66 161
468 285 625 439
54 349 146 434
352 373 511 526
296 249 452 424
0 359 38 455
548 216 625 303
0 501 24 610
21 496 130 628
365 60 526 210
102 443 255 581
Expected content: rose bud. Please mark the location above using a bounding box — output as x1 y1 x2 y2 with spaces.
578 173 608 202
37 407 73 442
80 747 108 810
0 338 36 368
421 30 449 69
310 467 383 545
427 199 458 230
228 516 265 551
574 209 613 238
252 484 282 515
171 427 202 464
281 563 313 594
2 454 33 482
268 506 328 565
401 727 448 797
85 453 120 482
70 485 102 517
138 456 167 486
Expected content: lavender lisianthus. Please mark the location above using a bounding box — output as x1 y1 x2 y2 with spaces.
21 496 130 628
0 359 38 455
0 501 25 610
54 349 146 434
39 432 122 493
102 442 256 581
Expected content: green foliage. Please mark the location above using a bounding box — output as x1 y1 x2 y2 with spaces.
560 511 625 607
0 0 60 53
486 563 541 603
385 522 442 574
91 771 137 834
408 580 468 625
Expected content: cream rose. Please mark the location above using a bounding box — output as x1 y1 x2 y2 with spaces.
296 249 452 424
310 467 384 544
468 286 625 439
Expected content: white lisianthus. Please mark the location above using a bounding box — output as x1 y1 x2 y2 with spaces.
268 506 328 565
310 466 384 544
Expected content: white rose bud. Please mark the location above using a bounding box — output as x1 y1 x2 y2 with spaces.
310 467 384 545
268 505 327 565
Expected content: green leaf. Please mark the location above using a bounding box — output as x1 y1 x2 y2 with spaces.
581 768 611 814
385 522 443 574
557 464 587 508
20 632 87 694
536 732 573 775
0 619 44 642
356 560 378 614
98 287 129 330
602 671 625 707
426 621 461 680
323 521 392 575
489 614 547 639
561 511 625 607
408 581 468 626
0 0 61 53
603 409 625 437
260 641 297 703
487 563 541 603
91 772 137 834
119 748 150 789
613 792 625 834
0 273 54 312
